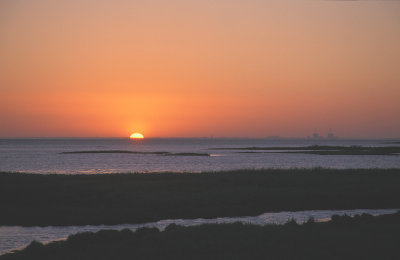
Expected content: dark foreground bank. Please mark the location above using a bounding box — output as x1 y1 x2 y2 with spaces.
1 168 400 226
2 212 400 260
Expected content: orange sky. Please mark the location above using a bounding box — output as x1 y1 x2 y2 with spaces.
1 0 399 138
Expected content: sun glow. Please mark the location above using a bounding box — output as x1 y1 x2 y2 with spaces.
130 133 144 139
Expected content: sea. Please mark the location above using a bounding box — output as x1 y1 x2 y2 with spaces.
0 138 399 174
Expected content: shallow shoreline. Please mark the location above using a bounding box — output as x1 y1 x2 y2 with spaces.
1 168 400 227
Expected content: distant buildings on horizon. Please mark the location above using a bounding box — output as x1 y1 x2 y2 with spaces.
307 131 338 140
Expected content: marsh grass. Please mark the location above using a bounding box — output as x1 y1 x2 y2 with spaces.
1 168 400 226
2 212 400 260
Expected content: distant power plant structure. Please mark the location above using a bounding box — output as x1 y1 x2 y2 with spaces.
327 132 337 139
308 129 338 139
312 132 321 139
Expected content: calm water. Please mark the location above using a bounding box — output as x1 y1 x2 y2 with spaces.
0 208 398 255
0 138 399 173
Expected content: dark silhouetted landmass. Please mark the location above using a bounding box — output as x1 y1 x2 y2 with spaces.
282 150 400 155
2 212 400 260
381 141 400 145
60 150 210 156
165 152 210 156
212 145 400 155
1 169 400 226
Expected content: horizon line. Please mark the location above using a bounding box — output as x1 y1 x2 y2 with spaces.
0 136 399 140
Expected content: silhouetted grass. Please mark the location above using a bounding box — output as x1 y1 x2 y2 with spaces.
2 212 400 260
60 150 210 156
1 169 400 226
212 145 400 155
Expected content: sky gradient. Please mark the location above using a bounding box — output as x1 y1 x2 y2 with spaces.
1 0 399 138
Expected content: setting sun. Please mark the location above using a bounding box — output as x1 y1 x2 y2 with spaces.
130 133 144 139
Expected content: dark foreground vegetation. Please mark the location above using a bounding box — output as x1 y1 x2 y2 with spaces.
212 145 400 155
1 169 400 226
2 212 400 260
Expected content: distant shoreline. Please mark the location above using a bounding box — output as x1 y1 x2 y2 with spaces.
211 145 400 155
1 168 400 227
56 145 400 156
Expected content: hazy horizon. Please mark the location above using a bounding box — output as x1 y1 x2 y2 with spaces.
0 135 399 140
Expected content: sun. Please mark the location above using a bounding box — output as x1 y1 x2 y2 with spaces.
130 132 144 139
